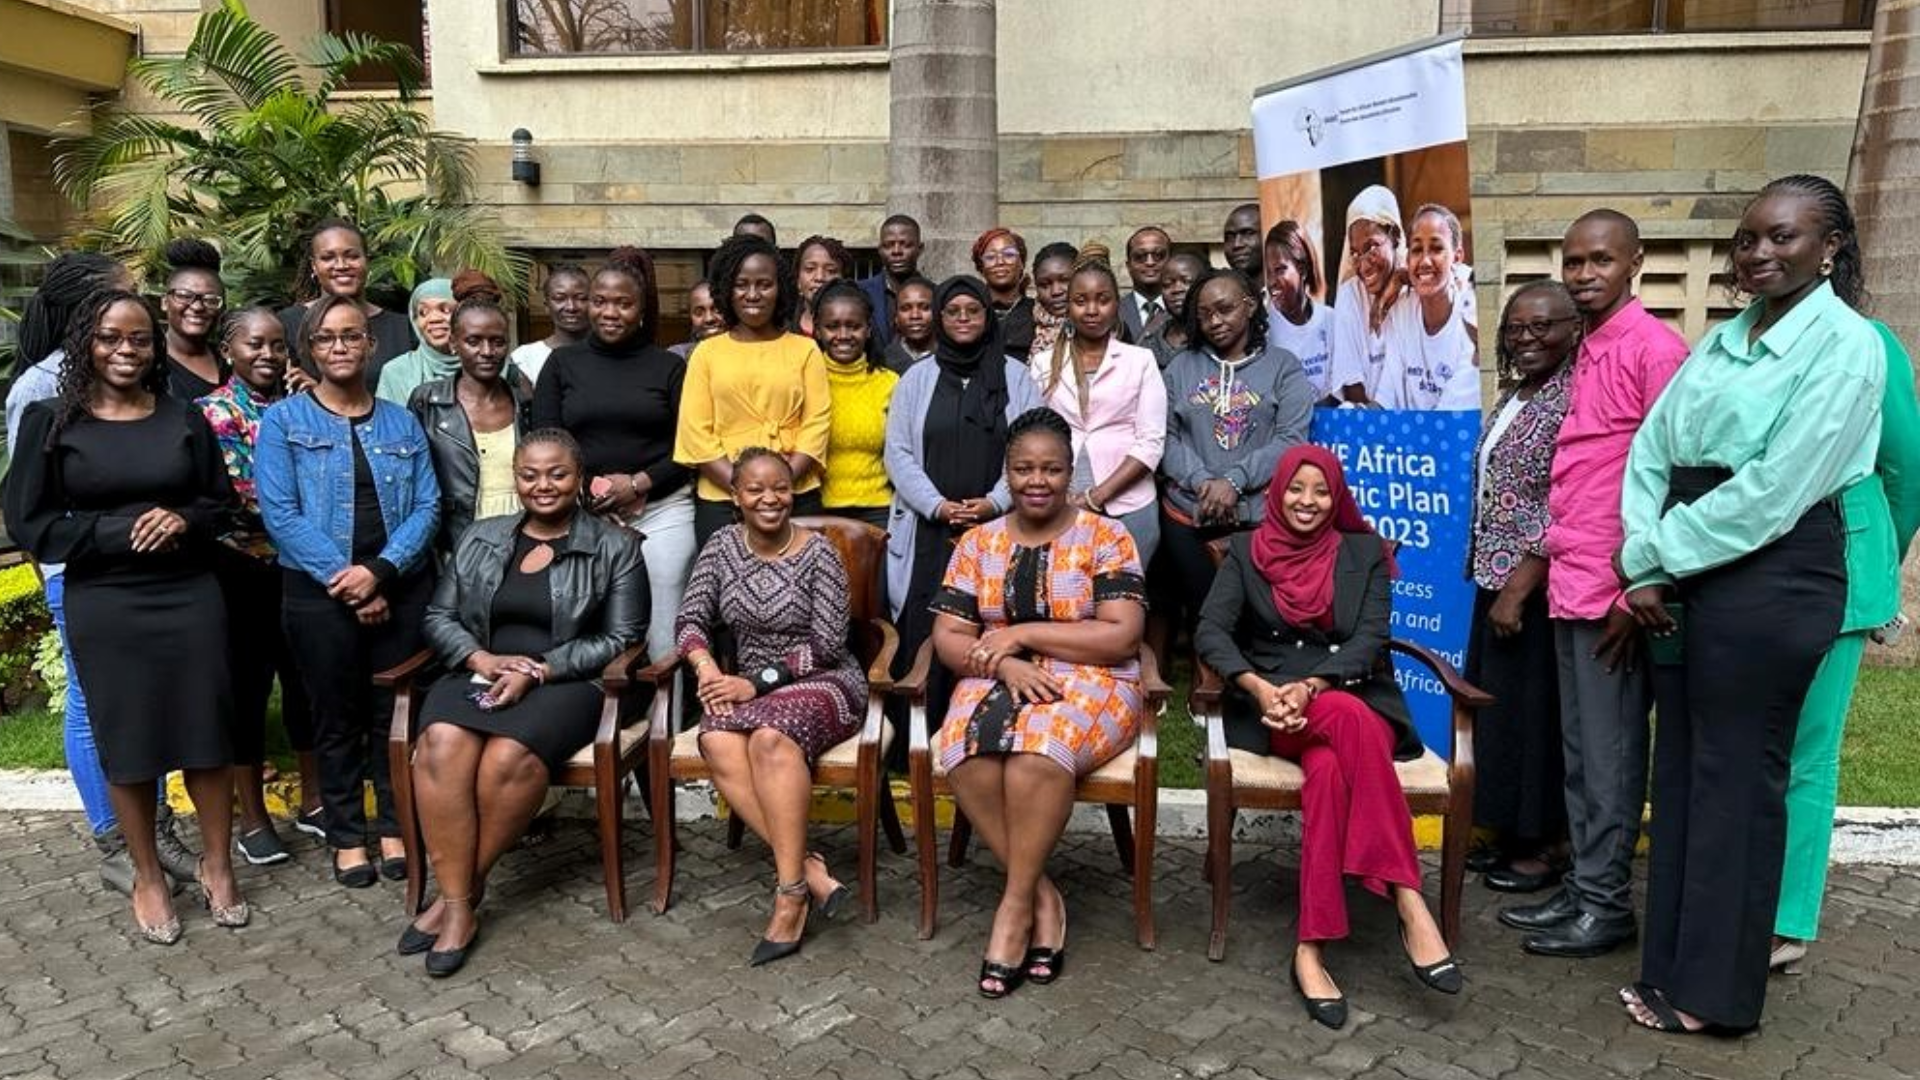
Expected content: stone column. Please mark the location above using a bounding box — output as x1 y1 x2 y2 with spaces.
1849 0 1920 664
887 0 997 280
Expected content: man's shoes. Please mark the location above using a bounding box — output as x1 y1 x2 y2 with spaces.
1523 911 1636 958
1484 863 1565 894
236 825 292 866
154 806 201 884
1499 887 1580 932
1465 847 1504 875
94 826 136 897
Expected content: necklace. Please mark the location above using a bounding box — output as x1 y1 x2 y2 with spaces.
748 523 797 560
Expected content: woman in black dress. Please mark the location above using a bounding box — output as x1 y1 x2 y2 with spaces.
4 289 245 944
277 217 413 389
400 429 647 976
160 238 229 400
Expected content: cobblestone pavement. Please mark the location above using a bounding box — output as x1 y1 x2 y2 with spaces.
1 809 1915 1080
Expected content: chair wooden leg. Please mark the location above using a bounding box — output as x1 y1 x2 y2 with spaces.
1106 804 1136 875
726 812 746 851
650 759 675 916
878 779 907 855
947 808 973 868
595 771 626 923
1207 806 1234 962
856 766 880 924
387 734 424 915
910 751 938 940
1132 795 1157 951
1440 797 1469 949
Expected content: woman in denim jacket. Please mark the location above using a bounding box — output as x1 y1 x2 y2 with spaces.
257 295 440 890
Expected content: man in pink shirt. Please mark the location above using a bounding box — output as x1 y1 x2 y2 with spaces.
1501 209 1689 958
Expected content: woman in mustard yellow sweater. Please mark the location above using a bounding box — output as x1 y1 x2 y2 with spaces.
813 280 899 531
675 235 834 548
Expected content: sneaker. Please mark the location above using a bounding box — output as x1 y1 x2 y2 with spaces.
154 807 201 884
292 806 328 840
235 825 292 866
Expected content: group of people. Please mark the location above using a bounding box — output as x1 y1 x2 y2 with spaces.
0 173 1902 1036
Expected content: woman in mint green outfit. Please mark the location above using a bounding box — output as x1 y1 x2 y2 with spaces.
1773 319 1920 967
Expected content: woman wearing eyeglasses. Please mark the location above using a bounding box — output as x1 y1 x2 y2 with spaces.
161 239 230 401
257 296 440 891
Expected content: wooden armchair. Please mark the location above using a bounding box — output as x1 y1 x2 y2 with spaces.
380 642 671 923
1191 626 1489 958
647 517 907 921
896 641 1173 949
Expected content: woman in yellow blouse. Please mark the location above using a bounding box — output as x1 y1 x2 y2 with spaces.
813 280 898 531
676 234 833 548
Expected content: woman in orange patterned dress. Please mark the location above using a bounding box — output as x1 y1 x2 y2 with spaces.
929 407 1148 999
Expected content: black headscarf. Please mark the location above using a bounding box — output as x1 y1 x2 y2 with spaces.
932 275 1010 438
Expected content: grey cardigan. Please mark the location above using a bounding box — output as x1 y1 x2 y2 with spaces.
882 356 1044 621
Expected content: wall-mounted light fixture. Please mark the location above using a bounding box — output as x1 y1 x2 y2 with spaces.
511 128 541 187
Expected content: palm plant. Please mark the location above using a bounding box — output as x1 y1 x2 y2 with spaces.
54 0 527 306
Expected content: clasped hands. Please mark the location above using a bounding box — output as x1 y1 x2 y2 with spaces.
468 650 549 709
128 507 188 554
690 652 756 717
966 625 1063 705
1242 674 1319 735
327 564 390 626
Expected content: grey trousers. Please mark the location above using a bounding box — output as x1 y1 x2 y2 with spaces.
1554 618 1653 921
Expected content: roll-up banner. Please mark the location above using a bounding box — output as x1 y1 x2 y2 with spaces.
1251 34 1478 756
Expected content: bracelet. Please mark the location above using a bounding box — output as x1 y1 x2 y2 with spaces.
690 654 716 671
1083 492 1107 514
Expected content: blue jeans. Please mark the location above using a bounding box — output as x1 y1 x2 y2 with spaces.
44 572 113 836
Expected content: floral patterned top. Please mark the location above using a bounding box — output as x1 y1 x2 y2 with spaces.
1467 363 1573 590
197 379 278 560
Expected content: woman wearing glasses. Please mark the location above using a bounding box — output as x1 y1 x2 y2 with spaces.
161 239 230 400
257 296 440 891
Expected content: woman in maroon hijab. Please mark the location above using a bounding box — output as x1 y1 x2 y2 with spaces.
1194 445 1459 1029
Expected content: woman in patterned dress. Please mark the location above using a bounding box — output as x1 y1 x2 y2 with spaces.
676 448 866 966
1464 282 1578 892
929 407 1148 999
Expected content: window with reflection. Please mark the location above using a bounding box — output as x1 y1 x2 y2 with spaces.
1441 0 1875 34
509 0 887 55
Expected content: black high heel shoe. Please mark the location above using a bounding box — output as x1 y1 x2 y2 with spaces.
978 958 1025 1000
1023 896 1068 985
424 898 478 977
1400 923 1463 995
804 852 850 920
750 879 810 967
1290 960 1347 1030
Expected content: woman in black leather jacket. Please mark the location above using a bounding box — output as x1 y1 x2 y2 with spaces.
407 277 534 557
399 428 647 975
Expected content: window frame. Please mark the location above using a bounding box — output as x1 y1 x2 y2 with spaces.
499 0 890 62
324 0 430 89
1439 0 1878 37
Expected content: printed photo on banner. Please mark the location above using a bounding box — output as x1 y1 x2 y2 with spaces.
1252 37 1479 412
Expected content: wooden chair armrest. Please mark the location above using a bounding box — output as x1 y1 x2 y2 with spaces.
1138 645 1172 709
892 639 935 704
865 618 901 693
599 643 653 691
1190 658 1224 713
1387 638 1494 709
373 648 435 692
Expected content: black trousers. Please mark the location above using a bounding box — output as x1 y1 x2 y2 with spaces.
1157 506 1246 638
281 566 432 849
1466 586 1566 845
216 547 312 765
1641 499 1843 1029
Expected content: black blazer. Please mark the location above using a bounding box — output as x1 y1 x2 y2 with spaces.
1193 531 1422 760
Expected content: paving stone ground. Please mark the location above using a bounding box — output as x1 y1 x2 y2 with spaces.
1 808 1915 1080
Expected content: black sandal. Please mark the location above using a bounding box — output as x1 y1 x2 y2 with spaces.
978 958 1025 999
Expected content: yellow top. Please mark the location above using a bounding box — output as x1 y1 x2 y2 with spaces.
674 331 833 500
473 423 520 522
821 356 899 509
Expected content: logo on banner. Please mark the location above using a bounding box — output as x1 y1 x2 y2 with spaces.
1294 107 1327 147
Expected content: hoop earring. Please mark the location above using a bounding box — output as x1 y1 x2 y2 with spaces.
1819 258 1834 277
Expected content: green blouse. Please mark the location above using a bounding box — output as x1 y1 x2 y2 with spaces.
1620 280 1885 587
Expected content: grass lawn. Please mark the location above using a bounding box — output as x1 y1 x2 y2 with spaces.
0 664 1916 807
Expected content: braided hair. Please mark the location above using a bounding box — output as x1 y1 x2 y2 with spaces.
1177 266 1268 355
731 445 792 481
811 278 881 371
1736 174 1866 311
1493 280 1581 385
517 427 583 471
593 246 661 346
52 288 166 436
1045 243 1120 395
1006 406 1073 460
708 234 794 331
17 252 123 376
292 217 365 302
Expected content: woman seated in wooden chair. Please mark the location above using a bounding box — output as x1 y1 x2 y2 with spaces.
1193 445 1460 1029
675 447 866 967
401 429 647 976
929 407 1148 999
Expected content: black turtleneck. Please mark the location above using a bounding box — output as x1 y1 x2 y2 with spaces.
530 333 691 498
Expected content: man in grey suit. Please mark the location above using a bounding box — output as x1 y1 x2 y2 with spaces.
1119 226 1174 342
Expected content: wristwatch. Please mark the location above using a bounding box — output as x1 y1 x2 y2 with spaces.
756 666 782 691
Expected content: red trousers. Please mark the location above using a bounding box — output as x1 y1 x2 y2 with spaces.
1269 690 1423 942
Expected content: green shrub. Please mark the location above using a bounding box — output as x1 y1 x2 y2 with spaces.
0 564 52 711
